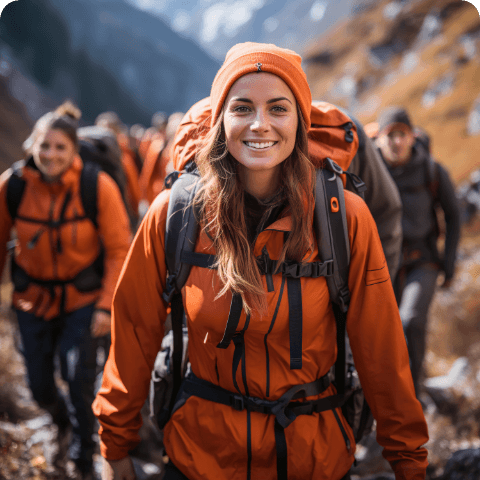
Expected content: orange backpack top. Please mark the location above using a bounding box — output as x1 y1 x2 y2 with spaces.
172 96 359 181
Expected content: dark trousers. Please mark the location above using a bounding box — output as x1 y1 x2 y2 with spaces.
395 264 439 396
16 304 97 473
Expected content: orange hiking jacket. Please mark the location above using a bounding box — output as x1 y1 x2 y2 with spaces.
93 187 429 479
121 148 141 218
139 138 174 205
0 156 131 319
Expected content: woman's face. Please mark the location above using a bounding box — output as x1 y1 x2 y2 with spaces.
32 128 77 182
223 72 298 177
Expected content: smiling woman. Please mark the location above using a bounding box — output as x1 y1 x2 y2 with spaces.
94 42 429 480
32 129 77 182
223 73 298 199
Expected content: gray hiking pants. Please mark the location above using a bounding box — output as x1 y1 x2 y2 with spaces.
398 264 439 396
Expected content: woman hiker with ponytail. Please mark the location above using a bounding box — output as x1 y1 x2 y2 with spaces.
93 43 429 480
0 102 131 479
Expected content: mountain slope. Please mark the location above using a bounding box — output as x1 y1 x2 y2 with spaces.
304 0 480 183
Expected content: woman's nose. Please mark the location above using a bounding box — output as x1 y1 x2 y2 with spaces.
250 110 269 131
41 148 53 158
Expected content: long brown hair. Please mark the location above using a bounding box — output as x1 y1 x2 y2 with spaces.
195 105 315 315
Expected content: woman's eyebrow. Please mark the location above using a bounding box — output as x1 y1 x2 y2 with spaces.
231 97 252 103
267 97 292 104
230 97 293 104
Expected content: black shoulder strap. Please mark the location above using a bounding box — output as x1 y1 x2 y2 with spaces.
163 171 202 303
80 161 101 228
6 160 27 221
314 158 352 394
425 156 440 203
162 170 202 415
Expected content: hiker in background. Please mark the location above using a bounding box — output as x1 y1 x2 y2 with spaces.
94 43 428 480
0 102 131 480
138 111 168 163
95 111 141 225
313 104 403 279
129 123 146 174
138 112 184 220
375 106 461 397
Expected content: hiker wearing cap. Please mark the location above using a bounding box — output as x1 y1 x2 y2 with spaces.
317 106 403 279
0 102 131 479
93 43 428 480
376 106 460 397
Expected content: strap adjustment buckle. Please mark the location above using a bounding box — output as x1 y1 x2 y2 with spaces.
230 394 245 411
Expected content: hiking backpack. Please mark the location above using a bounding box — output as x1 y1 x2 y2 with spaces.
149 101 375 468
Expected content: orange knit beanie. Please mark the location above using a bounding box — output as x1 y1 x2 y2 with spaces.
210 42 312 129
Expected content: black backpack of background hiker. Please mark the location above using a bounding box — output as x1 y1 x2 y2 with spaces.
78 126 136 227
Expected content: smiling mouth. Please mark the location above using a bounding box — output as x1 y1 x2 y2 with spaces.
244 141 277 149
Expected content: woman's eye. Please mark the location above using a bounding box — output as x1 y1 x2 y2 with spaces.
57 145 66 151
233 105 250 113
271 105 287 112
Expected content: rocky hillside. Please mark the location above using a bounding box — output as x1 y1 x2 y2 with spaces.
304 0 480 184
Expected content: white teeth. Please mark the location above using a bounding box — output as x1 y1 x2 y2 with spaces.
245 141 276 149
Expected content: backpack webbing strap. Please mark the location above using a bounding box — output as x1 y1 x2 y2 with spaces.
314 160 351 397
170 291 185 415
180 251 216 269
231 314 251 394
163 172 201 303
287 276 302 370
80 161 101 227
275 420 288 480
6 160 26 221
332 303 347 395
217 293 244 349
425 156 440 202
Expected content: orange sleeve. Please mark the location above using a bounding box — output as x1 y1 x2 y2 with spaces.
139 139 165 204
92 189 171 459
344 191 429 479
151 144 174 200
0 170 14 285
138 134 153 163
94 172 132 312
122 151 141 215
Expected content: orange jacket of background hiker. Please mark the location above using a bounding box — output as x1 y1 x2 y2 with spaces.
139 138 173 205
0 156 131 319
93 186 429 480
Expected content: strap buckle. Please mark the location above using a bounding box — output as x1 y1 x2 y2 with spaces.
324 158 344 175
229 394 245 411
283 262 301 278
